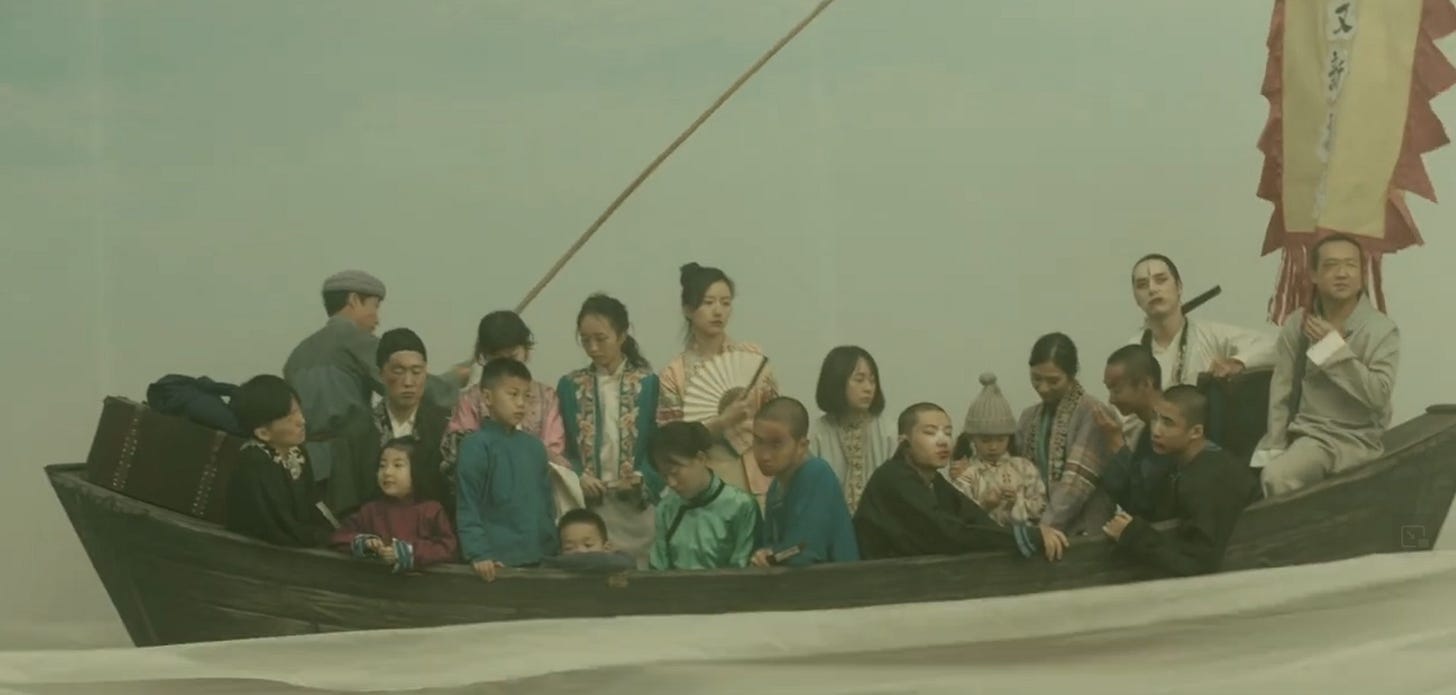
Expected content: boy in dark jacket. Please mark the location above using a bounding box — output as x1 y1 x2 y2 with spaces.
1102 386 1248 576
225 375 332 547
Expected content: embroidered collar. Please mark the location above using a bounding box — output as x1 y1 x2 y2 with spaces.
831 414 872 509
375 400 418 430
978 453 1013 467
243 440 306 481
594 358 627 379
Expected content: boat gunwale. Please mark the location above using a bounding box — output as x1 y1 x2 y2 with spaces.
45 401 1456 582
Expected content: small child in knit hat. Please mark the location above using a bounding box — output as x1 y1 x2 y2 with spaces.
951 373 1048 526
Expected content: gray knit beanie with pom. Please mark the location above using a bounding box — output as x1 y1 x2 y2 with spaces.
963 372 1017 436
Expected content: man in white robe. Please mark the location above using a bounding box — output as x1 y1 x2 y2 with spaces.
1252 235 1400 498
1126 254 1277 388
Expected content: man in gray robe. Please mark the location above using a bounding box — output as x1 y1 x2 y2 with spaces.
284 270 471 515
1252 235 1400 498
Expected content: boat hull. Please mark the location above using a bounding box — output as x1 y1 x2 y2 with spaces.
47 406 1456 646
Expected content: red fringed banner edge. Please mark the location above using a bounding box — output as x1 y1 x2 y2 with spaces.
1256 0 1456 325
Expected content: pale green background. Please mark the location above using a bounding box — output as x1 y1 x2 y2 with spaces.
2 0 1452 646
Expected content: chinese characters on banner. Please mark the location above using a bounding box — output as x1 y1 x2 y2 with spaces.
1256 0 1455 323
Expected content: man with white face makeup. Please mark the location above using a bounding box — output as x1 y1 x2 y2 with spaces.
1126 254 1277 389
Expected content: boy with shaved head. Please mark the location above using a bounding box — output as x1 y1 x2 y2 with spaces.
1102 386 1248 577
1095 344 1174 521
749 397 859 566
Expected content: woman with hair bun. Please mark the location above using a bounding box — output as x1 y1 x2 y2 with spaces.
655 262 781 505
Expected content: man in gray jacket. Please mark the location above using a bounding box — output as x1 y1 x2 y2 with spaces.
284 270 471 515
1253 235 1400 498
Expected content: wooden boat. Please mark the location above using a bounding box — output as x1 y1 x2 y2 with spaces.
50 388 1456 647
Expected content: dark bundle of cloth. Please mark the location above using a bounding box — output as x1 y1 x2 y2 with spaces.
146 374 246 436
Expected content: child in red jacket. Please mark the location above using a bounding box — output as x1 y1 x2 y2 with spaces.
331 438 457 572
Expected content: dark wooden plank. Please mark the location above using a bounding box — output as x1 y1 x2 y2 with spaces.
147 599 319 644
45 402 1456 646
135 554 518 631
48 463 162 647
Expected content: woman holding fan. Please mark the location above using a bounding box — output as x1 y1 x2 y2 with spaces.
656 263 780 505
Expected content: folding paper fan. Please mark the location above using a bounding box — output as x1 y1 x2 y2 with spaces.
681 352 769 423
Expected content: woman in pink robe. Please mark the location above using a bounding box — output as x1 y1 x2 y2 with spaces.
440 311 567 497
655 263 780 504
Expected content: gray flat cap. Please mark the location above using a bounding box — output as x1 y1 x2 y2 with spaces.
321 270 386 298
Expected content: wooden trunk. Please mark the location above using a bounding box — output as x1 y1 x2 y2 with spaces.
84 397 246 525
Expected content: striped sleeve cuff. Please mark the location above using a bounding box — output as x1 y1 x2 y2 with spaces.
351 534 381 558
392 539 415 573
1012 524 1042 558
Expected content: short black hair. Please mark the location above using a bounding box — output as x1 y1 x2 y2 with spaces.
1106 344 1162 390
475 311 534 361
480 358 532 389
1131 254 1183 287
322 290 379 317
380 437 417 461
896 402 947 437
376 327 428 370
379 437 444 502
650 421 713 472
814 345 886 417
1161 385 1208 429
756 396 811 439
558 508 609 540
1029 332 1079 378
891 401 948 461
1309 233 1366 268
231 375 299 433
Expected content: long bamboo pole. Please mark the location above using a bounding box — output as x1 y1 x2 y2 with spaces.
514 0 838 313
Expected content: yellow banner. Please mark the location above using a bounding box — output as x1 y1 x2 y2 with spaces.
1282 0 1423 238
